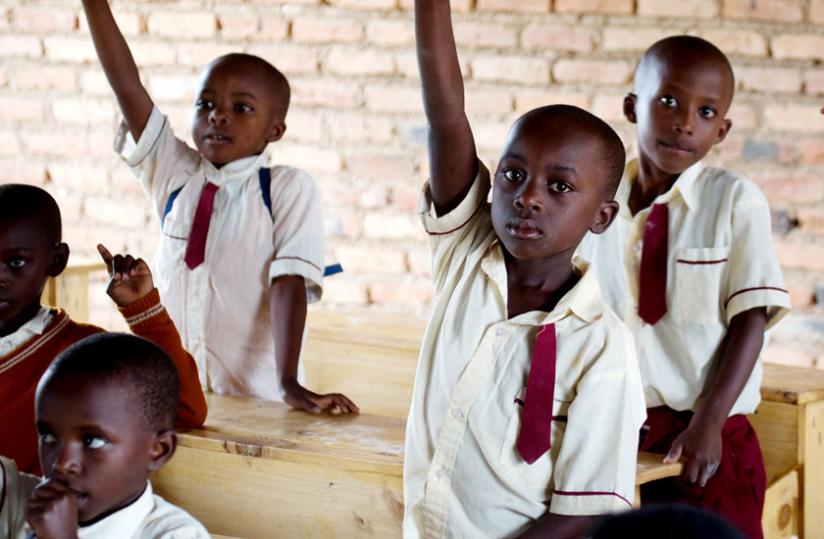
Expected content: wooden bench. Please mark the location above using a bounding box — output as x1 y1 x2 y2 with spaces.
42 262 106 323
154 394 681 538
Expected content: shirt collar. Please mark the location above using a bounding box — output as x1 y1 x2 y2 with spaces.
617 159 704 217
200 152 269 186
480 243 604 326
77 482 154 539
0 307 54 356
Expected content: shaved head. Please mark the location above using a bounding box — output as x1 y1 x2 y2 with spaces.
205 53 291 120
0 184 62 246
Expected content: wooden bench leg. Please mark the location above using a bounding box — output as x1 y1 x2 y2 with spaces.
762 470 798 539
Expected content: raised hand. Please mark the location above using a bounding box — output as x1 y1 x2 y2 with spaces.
97 244 154 307
26 478 79 539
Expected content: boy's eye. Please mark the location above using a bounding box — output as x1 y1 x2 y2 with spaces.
659 96 677 108
83 436 107 449
699 107 717 119
503 169 524 182
235 103 253 113
40 433 57 444
549 181 573 193
196 99 215 111
9 259 26 268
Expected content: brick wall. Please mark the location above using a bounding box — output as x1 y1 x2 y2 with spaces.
1 0 822 366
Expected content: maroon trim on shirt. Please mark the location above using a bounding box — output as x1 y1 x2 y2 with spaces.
0 458 7 516
724 286 789 307
676 258 728 265
552 489 632 508
425 203 485 236
272 256 323 272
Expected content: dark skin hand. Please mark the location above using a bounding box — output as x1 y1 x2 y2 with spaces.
270 275 358 415
664 307 767 486
26 478 80 539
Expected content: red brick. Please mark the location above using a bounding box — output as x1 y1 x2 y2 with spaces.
798 138 824 164
477 0 550 13
638 0 718 17
148 74 199 102
48 163 110 194
129 41 178 67
521 24 598 52
390 183 422 212
283 110 324 143
592 93 629 122
472 55 548 85
454 21 518 49
292 16 363 43
369 276 433 306
346 153 415 179
12 6 77 32
555 0 633 14
406 245 432 276
474 120 512 150
147 11 216 39
364 85 422 113
783 271 816 306
275 143 343 173
798 207 824 235
52 97 115 126
20 129 93 158
335 245 407 274
259 16 290 40
812 0 824 23
772 34 824 61
177 43 237 68
6 160 47 185
698 30 768 57
85 196 148 227
394 51 420 79
553 59 633 85
78 10 142 36
737 67 802 94
248 45 320 75
362 212 419 239
292 78 362 108
327 112 395 144
775 238 824 271
0 130 20 156
0 35 42 59
366 19 415 46
726 102 759 131
805 70 824 96
0 96 44 122
79 70 114 96
764 105 824 133
398 0 472 9
601 27 674 52
324 47 395 76
14 65 77 92
754 173 824 203
356 184 391 208
723 0 803 21
466 88 514 115
514 90 589 115
217 13 262 39
0 65 8 89
327 0 398 10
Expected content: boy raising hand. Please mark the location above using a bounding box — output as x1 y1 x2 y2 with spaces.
81 2 356 413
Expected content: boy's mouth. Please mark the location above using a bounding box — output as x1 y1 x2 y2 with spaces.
203 132 233 145
659 139 694 155
506 219 543 240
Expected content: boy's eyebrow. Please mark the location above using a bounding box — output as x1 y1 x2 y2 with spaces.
500 151 528 163
231 91 258 100
546 164 578 178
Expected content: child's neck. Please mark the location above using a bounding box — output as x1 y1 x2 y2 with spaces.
629 156 685 216
0 301 44 338
505 250 578 319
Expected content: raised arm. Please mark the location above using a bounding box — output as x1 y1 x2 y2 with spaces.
81 0 153 140
415 0 478 215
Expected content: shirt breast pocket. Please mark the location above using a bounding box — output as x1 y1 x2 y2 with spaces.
673 246 730 324
499 397 568 491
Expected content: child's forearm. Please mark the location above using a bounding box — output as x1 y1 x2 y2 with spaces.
415 0 477 215
269 275 307 389
693 307 767 427
81 0 153 140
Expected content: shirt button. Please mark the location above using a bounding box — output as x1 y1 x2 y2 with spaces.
451 408 464 420
436 467 448 480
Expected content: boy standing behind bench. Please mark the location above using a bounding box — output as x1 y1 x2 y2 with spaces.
578 36 791 538
406 2 646 537
82 1 356 414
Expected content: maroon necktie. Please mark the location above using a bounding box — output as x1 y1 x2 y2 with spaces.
638 203 669 325
184 182 219 270
517 323 557 465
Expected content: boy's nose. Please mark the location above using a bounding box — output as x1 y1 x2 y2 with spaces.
673 110 693 136
208 107 229 125
514 180 544 213
52 443 82 476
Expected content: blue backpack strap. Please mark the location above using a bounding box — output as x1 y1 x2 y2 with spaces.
161 186 184 230
258 167 273 219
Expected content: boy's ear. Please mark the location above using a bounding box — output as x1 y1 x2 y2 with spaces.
147 430 178 473
47 242 69 278
266 120 287 144
590 200 619 235
715 118 733 145
623 93 638 124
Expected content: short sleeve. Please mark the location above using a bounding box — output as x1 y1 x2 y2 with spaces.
267 166 325 303
549 321 646 515
724 183 791 329
113 106 201 221
417 163 494 286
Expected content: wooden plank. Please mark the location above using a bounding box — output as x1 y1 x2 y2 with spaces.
751 400 800 484
762 363 824 405
635 451 683 485
801 400 824 539
41 262 106 323
762 470 798 539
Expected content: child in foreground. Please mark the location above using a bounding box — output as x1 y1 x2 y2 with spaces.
578 36 791 538
81 0 357 414
405 2 646 538
0 184 206 475
7 333 210 539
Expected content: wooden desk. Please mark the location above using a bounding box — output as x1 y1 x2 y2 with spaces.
634 452 683 508
41 262 106 323
752 363 824 539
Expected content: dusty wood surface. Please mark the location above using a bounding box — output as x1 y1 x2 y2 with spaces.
761 363 824 405
635 451 684 485
751 400 801 484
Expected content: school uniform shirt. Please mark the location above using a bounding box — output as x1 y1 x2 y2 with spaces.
17 481 210 539
1 456 38 539
577 160 791 416
114 106 325 400
403 164 646 538
0 307 52 357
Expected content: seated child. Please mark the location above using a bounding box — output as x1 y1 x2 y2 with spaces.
20 333 209 538
81 1 357 414
577 36 791 538
405 2 646 538
0 184 206 475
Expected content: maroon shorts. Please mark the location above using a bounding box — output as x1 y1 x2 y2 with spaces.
639 406 767 539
